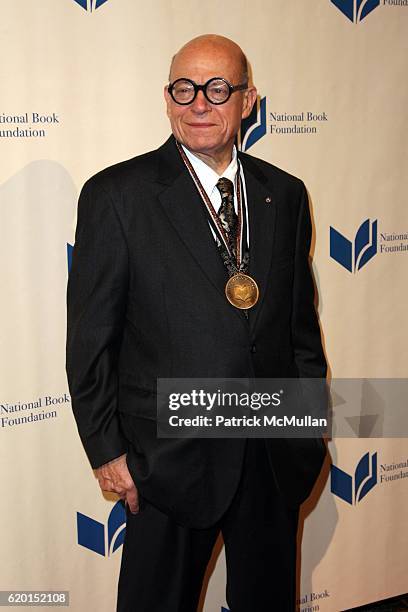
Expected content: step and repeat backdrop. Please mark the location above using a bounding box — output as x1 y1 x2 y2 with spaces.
1 1 407 610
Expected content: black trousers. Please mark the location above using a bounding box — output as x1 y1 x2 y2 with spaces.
117 438 298 612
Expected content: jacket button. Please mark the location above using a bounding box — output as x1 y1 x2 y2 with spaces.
250 344 257 353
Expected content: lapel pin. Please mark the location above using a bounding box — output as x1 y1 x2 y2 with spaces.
265 196 272 204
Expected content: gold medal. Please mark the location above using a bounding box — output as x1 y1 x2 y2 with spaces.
225 273 259 309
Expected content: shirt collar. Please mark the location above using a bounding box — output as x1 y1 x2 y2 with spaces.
181 144 238 198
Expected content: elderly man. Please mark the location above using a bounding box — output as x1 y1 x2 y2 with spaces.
67 34 327 612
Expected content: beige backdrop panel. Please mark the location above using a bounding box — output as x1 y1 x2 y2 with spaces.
1 1 407 611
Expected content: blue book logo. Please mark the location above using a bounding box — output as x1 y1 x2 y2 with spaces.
238 96 266 152
77 500 126 556
331 0 380 23
67 243 73 273
330 219 377 273
73 0 109 11
331 452 377 505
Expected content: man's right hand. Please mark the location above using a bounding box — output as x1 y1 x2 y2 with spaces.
95 453 140 514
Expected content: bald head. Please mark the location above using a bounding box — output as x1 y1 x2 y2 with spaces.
169 34 248 84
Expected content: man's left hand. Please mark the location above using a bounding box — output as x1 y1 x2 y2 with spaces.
95 453 140 514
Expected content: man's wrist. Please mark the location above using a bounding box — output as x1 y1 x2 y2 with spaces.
99 453 127 469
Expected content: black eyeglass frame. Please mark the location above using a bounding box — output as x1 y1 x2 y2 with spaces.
167 77 248 105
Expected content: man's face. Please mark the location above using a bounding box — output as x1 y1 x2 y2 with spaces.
164 42 256 162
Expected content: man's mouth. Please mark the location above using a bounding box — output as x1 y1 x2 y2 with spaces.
186 123 216 128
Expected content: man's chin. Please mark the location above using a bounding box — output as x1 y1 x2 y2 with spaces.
177 136 221 156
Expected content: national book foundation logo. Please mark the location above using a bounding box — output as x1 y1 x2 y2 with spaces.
330 218 408 273
330 0 380 23
238 96 329 151
67 243 73 272
77 500 126 556
73 0 110 11
330 219 377 273
238 96 267 152
331 452 378 504
331 451 408 505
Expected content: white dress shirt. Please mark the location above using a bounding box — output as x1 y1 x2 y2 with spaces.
181 144 250 246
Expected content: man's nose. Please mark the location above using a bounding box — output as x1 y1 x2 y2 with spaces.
190 90 211 113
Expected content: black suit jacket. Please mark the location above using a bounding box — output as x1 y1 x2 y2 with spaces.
66 135 327 528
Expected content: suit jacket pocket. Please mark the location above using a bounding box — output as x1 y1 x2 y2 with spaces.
118 377 157 420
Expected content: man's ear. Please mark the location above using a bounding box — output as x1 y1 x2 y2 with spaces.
164 85 171 118
241 87 258 120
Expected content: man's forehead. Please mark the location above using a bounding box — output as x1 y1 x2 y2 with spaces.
170 40 243 81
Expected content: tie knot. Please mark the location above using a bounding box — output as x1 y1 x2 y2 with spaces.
216 177 234 200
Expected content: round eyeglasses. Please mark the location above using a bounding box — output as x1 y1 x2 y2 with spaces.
167 77 248 105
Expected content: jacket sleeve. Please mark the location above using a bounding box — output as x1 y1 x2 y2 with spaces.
291 183 327 380
66 177 129 469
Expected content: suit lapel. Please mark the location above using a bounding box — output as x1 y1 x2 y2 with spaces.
239 153 276 331
154 137 276 331
155 137 248 328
